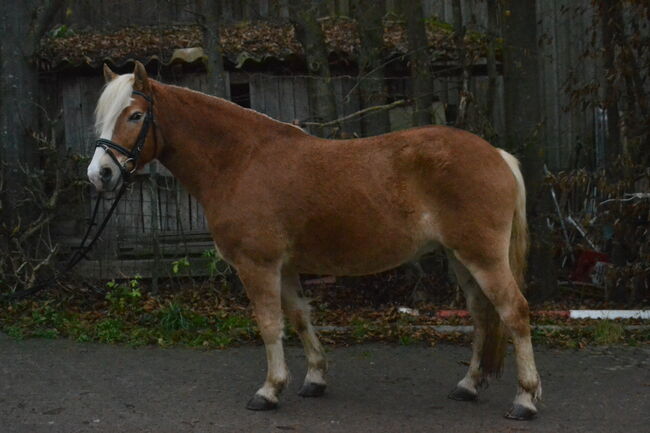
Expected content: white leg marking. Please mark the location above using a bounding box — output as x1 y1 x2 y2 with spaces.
255 340 288 402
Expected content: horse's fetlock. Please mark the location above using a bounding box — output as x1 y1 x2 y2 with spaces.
313 358 328 373
518 377 541 400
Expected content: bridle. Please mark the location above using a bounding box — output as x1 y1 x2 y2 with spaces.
94 90 155 185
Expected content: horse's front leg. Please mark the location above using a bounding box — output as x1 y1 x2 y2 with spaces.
237 263 288 410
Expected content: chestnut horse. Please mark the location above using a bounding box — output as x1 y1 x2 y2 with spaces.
88 62 541 420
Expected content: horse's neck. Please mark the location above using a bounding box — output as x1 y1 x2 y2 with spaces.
152 82 303 205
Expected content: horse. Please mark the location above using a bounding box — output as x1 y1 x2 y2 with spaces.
87 62 541 420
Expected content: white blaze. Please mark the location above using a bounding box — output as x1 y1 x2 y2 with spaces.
87 74 135 190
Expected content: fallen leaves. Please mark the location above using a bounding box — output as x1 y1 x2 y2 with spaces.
38 17 492 70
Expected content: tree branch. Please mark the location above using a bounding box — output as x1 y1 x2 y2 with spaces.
303 99 407 128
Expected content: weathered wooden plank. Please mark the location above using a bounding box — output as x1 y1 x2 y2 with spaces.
74 257 216 279
493 75 505 139
79 77 101 155
557 0 574 169
262 75 281 120
258 0 270 17
159 177 176 232
192 195 207 231
538 0 562 169
579 0 596 166
62 79 84 153
278 77 296 122
249 74 265 112
292 76 311 126
333 77 362 136
178 190 191 233
332 78 346 129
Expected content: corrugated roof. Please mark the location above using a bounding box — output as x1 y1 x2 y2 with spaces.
37 18 489 71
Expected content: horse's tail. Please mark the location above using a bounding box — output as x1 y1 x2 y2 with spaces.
478 149 528 380
497 149 529 289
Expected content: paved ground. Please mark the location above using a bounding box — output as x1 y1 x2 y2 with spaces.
1 334 648 433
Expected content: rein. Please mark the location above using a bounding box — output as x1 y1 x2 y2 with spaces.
2 90 155 300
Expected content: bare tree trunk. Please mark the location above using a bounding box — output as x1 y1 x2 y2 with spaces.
352 0 389 136
403 0 433 126
197 0 227 98
502 0 555 298
1 0 65 286
485 0 499 139
289 0 338 136
452 0 472 129
1 0 64 233
502 0 542 193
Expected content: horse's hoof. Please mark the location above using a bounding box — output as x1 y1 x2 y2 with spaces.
298 382 326 397
505 404 537 421
448 386 478 401
246 394 278 411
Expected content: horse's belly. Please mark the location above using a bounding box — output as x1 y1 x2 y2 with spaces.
289 214 439 275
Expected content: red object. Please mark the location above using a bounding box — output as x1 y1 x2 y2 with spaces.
534 310 570 318
570 250 610 282
436 310 471 319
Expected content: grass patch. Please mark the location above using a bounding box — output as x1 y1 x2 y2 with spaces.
531 321 648 348
593 320 625 345
0 280 259 350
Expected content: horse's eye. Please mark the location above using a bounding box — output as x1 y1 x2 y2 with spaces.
129 112 143 121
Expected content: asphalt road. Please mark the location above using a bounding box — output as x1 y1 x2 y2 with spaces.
1 334 648 433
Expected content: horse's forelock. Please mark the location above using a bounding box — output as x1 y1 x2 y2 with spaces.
94 73 135 138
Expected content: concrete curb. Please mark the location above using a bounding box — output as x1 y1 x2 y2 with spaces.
434 309 650 320
315 324 650 335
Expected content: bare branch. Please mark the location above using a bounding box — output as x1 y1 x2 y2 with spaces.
303 99 407 128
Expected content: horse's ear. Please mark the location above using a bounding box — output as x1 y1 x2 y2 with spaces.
103 63 118 83
133 61 151 93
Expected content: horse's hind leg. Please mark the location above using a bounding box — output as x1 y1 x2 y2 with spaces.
281 271 328 397
237 263 288 410
447 252 507 402
454 252 541 420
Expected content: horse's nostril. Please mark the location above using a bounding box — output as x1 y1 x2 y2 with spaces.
99 167 113 182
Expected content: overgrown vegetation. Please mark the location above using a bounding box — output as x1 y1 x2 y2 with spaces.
543 156 649 303
0 109 85 294
1 277 647 349
0 277 257 348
